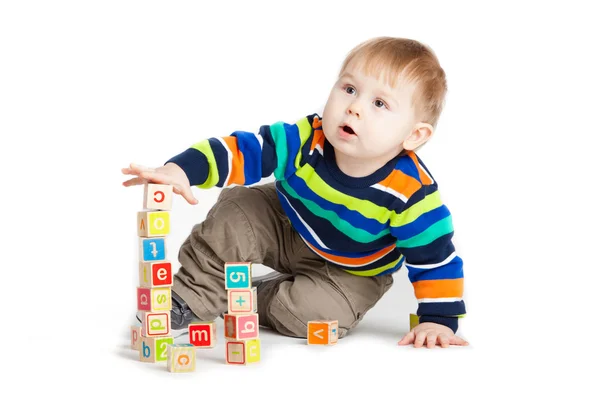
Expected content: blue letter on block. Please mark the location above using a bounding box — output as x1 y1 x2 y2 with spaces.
225 264 251 289
141 238 166 262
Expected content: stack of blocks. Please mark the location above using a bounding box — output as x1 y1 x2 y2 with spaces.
130 184 179 365
224 263 261 365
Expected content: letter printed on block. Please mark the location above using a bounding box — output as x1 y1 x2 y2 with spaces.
167 344 195 372
224 313 259 340
189 322 216 348
137 287 172 311
139 238 166 262
140 336 174 363
141 311 171 337
144 183 173 211
139 261 173 288
138 211 171 237
226 339 260 365
307 320 338 345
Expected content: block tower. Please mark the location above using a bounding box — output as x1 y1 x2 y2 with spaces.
223 262 261 365
132 183 175 363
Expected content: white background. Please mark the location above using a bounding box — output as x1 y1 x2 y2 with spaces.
1 0 598 398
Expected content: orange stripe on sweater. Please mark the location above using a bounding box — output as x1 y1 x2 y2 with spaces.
222 137 245 185
306 240 395 266
378 169 421 199
412 278 464 299
407 151 433 185
310 129 325 153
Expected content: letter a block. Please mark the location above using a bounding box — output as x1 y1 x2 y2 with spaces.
307 320 338 345
141 311 171 337
189 322 217 348
167 344 196 373
139 261 173 288
137 287 172 311
144 183 173 211
137 211 171 237
227 288 257 314
224 262 252 289
139 237 166 262
224 313 259 340
131 326 142 350
226 339 261 365
140 336 174 363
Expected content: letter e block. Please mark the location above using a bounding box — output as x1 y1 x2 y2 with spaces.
224 262 252 289
141 311 171 337
137 287 172 311
307 320 338 345
139 237 166 262
139 261 173 287
224 313 259 340
227 288 257 314
140 336 174 363
138 211 171 237
144 183 173 211
226 339 260 365
189 322 217 348
168 344 196 373
131 326 142 350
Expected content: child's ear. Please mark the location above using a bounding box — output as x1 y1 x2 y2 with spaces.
403 122 433 151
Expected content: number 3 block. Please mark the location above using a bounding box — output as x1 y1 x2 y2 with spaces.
224 262 252 289
307 320 338 345
144 183 173 211
138 211 170 237
140 336 174 363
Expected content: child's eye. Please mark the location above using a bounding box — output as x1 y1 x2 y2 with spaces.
344 86 356 95
374 99 387 109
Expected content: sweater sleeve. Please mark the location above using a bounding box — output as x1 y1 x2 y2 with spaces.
390 180 467 333
165 114 318 188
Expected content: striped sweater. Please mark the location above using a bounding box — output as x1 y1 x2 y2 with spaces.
167 113 466 332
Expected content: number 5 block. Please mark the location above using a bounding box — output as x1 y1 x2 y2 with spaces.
138 211 170 237
224 262 252 289
144 183 173 211
140 336 174 363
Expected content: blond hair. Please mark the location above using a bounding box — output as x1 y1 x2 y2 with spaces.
339 37 447 129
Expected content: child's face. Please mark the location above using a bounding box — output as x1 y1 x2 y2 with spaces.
322 63 419 167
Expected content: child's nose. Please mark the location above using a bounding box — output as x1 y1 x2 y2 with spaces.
346 102 362 118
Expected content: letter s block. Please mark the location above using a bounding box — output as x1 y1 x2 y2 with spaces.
226 339 260 365
140 336 174 363
307 320 338 345
144 183 173 210
168 344 196 372
139 261 173 288
138 211 170 237
224 262 252 289
189 322 216 348
137 287 172 311
224 313 259 340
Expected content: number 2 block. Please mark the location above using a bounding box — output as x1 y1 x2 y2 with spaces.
224 262 252 289
307 320 338 345
224 313 259 340
140 336 174 363
226 339 260 365
144 183 173 211
137 211 170 237
139 238 166 262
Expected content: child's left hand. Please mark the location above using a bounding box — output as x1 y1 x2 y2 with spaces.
398 322 469 348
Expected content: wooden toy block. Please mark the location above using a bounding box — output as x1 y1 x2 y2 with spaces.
140 335 174 363
139 237 166 262
167 344 196 373
189 322 217 348
224 262 252 289
409 313 419 331
139 261 173 288
137 211 171 237
224 313 259 340
131 326 142 350
226 339 261 365
307 320 338 345
144 183 173 211
141 311 171 337
227 288 257 314
137 287 172 312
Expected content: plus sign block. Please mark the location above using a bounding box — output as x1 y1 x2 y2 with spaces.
138 211 171 237
224 313 259 340
141 311 171 337
224 262 252 289
167 344 196 373
307 320 339 345
226 339 261 365
189 322 217 348
227 288 257 314
144 183 173 211
137 287 172 312
139 261 172 288
140 336 174 363
139 238 166 262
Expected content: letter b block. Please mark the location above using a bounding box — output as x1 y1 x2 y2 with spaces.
226 339 260 365
189 322 216 348
167 344 196 373
138 211 170 237
224 313 259 340
140 336 174 363
224 262 252 289
307 320 338 345
144 183 173 211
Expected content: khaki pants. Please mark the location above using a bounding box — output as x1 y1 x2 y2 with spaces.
172 182 393 339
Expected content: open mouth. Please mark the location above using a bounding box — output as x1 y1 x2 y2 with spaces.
342 125 356 135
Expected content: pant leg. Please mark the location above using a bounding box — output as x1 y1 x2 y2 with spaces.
257 232 395 339
172 182 300 321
